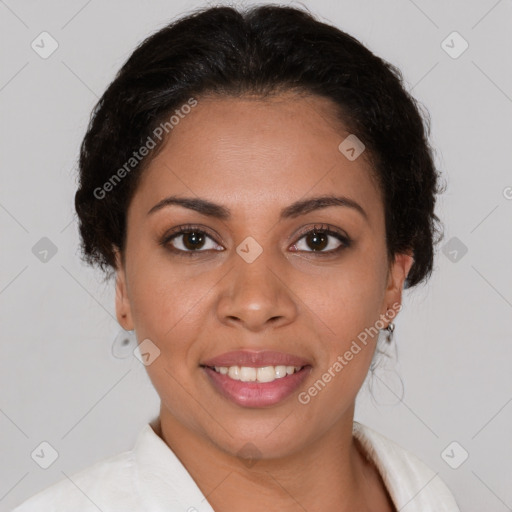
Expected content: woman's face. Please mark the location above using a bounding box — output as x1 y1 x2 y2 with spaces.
114 92 413 459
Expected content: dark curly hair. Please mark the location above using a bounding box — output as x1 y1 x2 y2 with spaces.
74 3 444 288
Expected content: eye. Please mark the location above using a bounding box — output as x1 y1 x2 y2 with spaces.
159 225 223 257
291 224 351 255
159 223 351 258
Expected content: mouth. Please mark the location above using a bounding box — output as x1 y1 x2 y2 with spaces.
201 364 306 383
199 350 312 407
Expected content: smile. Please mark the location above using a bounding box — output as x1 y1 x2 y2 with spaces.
209 364 303 383
200 350 313 407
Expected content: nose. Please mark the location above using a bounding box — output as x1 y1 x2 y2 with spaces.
215 251 298 332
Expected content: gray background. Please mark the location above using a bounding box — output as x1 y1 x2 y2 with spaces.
1 0 511 510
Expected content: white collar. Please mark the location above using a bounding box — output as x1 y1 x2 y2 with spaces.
352 421 460 511
131 419 459 511
133 420 216 512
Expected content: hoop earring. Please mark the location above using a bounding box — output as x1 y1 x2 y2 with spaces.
385 322 395 343
112 327 137 359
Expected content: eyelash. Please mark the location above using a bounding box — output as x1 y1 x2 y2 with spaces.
158 223 351 258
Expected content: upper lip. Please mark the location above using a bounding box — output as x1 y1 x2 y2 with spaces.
201 350 311 368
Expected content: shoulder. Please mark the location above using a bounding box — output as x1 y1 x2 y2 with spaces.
353 421 461 512
11 447 140 511
11 422 208 512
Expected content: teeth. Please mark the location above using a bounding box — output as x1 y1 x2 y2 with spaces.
275 366 287 378
213 365 302 383
228 366 240 380
240 366 257 382
256 366 276 383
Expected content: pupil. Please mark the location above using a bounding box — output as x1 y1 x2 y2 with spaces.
184 231 205 250
308 231 327 251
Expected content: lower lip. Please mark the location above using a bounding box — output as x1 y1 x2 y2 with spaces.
202 366 311 408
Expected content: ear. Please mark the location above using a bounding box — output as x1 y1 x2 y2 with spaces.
114 247 134 331
381 251 414 323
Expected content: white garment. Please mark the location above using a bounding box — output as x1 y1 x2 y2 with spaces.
12 420 460 511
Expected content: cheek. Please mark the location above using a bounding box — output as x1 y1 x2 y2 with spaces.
125 261 201 363
127 267 209 410
312 259 386 338
304 255 387 395
127 245 201 328
300 284 381 417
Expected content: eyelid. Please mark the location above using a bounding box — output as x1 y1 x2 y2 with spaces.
289 223 351 255
158 223 351 256
159 224 223 245
292 223 350 244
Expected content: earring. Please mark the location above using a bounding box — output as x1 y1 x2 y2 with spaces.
385 322 395 343
112 327 137 359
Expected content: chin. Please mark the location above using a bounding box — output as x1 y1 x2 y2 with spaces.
203 415 312 462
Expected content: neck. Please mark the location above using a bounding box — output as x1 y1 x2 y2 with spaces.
154 405 384 512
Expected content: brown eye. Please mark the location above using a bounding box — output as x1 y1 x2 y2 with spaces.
160 226 224 256
180 231 207 250
304 230 329 251
291 225 351 254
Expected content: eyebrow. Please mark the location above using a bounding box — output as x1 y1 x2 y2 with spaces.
147 194 368 221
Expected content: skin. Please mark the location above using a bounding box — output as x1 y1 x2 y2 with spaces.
114 91 413 512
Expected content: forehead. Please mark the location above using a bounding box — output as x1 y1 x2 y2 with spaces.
128 92 382 221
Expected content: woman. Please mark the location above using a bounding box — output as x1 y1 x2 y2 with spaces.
13 4 460 511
